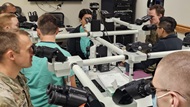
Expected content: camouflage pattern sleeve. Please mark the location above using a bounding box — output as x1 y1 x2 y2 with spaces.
145 30 159 45
18 72 33 107
0 97 17 107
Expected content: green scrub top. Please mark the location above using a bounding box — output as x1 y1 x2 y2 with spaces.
80 26 91 57
21 42 75 107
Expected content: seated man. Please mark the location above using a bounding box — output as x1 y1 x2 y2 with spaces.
0 29 33 107
21 13 76 107
152 51 190 107
0 13 19 30
67 9 92 59
146 4 165 45
127 16 182 74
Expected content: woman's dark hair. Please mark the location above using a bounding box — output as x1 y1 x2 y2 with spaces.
78 9 92 19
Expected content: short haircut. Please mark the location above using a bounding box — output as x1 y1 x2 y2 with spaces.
158 16 177 34
149 4 165 16
1 2 15 13
0 29 29 61
78 9 92 19
156 51 190 101
37 13 58 35
0 13 17 29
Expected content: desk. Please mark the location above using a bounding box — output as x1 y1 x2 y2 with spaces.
73 65 137 107
86 66 152 107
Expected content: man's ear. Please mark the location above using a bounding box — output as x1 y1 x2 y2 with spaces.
36 28 42 38
161 28 165 36
158 14 163 18
4 26 10 30
170 92 180 107
6 50 15 61
55 27 59 35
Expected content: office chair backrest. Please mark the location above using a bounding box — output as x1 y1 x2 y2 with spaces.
15 6 22 15
0 6 2 14
48 12 64 28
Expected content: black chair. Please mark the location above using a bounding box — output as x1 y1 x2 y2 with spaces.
15 6 22 15
0 6 2 14
48 12 65 28
14 6 27 23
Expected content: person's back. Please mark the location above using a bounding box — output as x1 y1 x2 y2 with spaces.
21 13 76 107
153 33 182 52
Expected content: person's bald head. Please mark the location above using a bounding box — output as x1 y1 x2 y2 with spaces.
153 51 190 101
1 2 16 14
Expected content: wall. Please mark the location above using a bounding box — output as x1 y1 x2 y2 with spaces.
0 0 101 27
1 0 187 40
164 0 190 26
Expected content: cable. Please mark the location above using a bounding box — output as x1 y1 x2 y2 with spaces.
109 66 116 71
110 63 125 73
57 1 64 9
98 10 112 43
47 2 57 10
35 2 48 12
116 66 125 73
35 1 59 13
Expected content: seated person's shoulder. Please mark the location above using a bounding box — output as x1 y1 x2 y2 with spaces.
0 87 17 106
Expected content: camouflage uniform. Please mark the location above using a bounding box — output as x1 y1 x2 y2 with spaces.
144 30 159 74
0 72 33 107
145 30 159 46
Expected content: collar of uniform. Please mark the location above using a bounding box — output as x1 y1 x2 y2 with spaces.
160 33 177 40
0 72 24 94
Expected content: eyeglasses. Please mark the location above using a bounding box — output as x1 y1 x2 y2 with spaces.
150 82 187 100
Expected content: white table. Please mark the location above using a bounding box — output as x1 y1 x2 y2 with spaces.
85 66 152 107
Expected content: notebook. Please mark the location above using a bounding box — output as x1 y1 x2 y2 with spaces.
98 73 129 88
